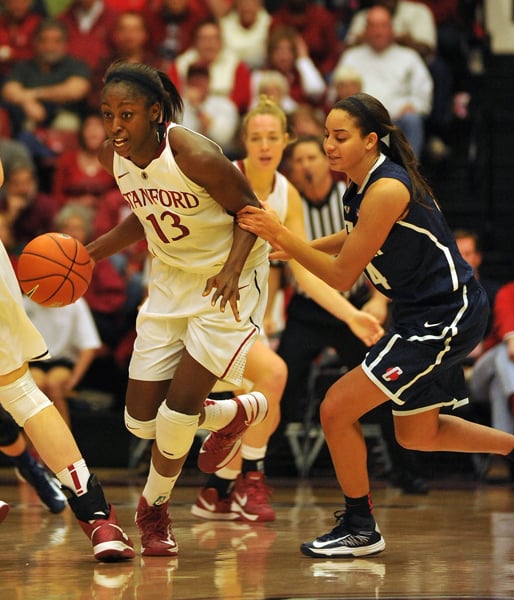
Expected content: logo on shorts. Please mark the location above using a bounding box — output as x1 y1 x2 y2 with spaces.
382 366 403 381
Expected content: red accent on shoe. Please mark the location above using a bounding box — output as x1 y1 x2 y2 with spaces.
191 487 238 521
198 392 268 473
77 504 135 562
135 497 178 557
0 501 10 524
231 472 276 522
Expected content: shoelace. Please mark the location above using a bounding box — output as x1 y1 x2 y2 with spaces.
316 510 349 542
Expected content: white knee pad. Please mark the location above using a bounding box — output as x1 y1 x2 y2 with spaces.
155 401 199 460
0 370 52 427
124 407 156 440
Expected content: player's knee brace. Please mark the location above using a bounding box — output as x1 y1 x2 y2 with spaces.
0 370 52 427
124 407 156 440
0 408 21 446
155 401 199 460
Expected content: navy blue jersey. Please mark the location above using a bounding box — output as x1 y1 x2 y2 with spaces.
343 156 489 413
343 156 475 308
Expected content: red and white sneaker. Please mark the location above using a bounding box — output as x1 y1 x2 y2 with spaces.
231 472 276 522
191 487 238 521
77 504 135 562
0 501 9 524
135 497 178 557
198 392 268 474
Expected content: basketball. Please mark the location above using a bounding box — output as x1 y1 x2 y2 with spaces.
17 233 93 307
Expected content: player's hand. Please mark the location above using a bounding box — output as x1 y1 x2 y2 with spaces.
237 204 282 244
203 270 241 321
269 248 291 261
346 310 385 347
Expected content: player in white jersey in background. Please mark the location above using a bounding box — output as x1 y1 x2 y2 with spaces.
87 60 270 556
191 96 384 522
0 153 134 560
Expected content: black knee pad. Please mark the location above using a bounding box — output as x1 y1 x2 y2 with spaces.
0 407 20 447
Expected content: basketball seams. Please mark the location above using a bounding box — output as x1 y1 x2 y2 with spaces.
17 233 93 307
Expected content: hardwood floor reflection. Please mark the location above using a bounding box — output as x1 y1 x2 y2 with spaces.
1 467 513 599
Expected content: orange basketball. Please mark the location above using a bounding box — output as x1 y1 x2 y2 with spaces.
17 233 93 307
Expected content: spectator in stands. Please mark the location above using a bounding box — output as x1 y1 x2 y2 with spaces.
252 25 326 111
1 18 90 168
168 18 252 114
109 10 158 66
219 0 272 70
454 229 501 340
0 0 44 83
327 64 363 108
24 288 102 427
51 110 117 210
335 5 432 158
181 63 240 158
471 282 514 449
270 0 340 78
0 132 35 183
287 103 325 138
91 11 161 107
251 69 298 116
58 0 119 68
58 0 119 104
0 164 56 255
344 0 454 161
147 0 212 71
204 0 234 19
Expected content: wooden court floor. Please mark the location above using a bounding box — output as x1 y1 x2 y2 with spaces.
1 467 514 600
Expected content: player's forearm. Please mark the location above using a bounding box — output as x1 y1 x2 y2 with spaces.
87 214 145 262
292 263 358 322
223 224 259 275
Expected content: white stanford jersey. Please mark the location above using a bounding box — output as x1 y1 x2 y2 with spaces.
112 123 268 275
233 160 289 222
0 242 49 375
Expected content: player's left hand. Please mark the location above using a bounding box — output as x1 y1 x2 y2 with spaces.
203 270 241 321
346 310 385 347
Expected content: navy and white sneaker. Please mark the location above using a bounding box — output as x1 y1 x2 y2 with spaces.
300 510 385 558
15 456 67 514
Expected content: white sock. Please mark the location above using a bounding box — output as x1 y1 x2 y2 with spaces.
241 444 267 461
56 459 90 496
201 398 237 431
142 461 179 507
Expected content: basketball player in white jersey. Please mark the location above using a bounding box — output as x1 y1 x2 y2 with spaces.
87 61 270 556
191 96 384 522
0 157 134 561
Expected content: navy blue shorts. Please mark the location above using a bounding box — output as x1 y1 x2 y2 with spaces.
363 281 488 415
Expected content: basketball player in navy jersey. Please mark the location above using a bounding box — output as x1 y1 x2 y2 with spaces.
87 61 270 556
238 92 514 558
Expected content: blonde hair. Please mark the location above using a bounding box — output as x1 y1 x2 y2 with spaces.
241 94 288 135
